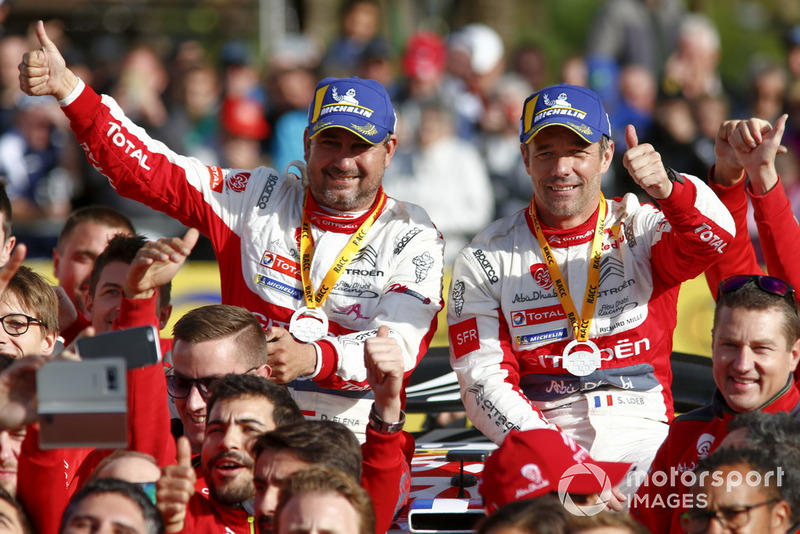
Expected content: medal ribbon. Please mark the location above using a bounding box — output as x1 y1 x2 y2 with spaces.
529 195 606 342
299 190 387 309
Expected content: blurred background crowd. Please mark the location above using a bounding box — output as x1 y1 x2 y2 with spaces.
1 0 800 266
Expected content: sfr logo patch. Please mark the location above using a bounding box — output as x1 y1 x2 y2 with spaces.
450 317 480 359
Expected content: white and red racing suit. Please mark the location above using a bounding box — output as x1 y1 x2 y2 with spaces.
447 176 734 478
59 81 444 437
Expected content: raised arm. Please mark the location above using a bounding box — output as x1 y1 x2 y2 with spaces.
18 20 78 101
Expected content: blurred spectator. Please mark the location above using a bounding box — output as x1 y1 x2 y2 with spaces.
585 0 686 112
160 62 223 165
266 37 320 172
0 96 74 220
220 96 269 169
479 73 533 219
357 39 396 95
560 55 588 87
220 40 266 104
746 58 788 122
383 97 494 266
643 97 708 186
443 23 505 140
319 0 387 79
109 44 169 132
394 31 449 145
663 13 724 101
511 44 548 91
605 65 658 198
0 35 26 135
692 93 730 169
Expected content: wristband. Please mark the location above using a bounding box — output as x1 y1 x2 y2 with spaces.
368 403 405 434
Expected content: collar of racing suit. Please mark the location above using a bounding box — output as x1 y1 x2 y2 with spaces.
305 186 387 234
710 377 800 420
524 199 603 248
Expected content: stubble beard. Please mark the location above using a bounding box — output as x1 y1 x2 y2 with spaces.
311 169 383 212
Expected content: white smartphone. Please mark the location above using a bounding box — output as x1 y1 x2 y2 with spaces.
37 357 128 449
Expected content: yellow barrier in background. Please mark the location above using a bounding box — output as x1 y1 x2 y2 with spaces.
27 260 715 358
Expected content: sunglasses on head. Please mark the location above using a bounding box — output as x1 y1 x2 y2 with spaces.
718 274 795 306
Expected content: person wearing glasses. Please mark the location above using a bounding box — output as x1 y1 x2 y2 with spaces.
680 446 793 534
169 303 279 457
632 274 800 533
0 264 58 361
16 230 192 534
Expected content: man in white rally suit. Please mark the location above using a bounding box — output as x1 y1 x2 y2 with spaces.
20 22 444 439
447 83 735 483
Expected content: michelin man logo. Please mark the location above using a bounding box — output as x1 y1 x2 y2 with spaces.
543 92 571 108
558 464 611 516
332 86 359 105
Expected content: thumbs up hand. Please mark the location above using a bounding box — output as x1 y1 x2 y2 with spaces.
364 326 404 425
157 436 197 533
19 20 79 100
622 124 674 200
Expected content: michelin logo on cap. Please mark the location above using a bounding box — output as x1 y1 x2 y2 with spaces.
307 77 396 145
520 83 611 145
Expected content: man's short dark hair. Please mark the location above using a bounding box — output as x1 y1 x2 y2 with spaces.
726 411 800 524
253 420 362 481
205 374 304 428
5 266 58 336
476 495 569 534
172 305 267 368
57 206 134 252
59 478 164 534
88 234 172 310
714 279 800 349
276 466 374 534
697 447 784 501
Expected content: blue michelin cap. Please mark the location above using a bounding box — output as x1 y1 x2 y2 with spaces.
307 77 397 145
519 83 611 144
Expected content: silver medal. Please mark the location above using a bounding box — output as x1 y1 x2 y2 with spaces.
562 339 601 377
289 307 329 343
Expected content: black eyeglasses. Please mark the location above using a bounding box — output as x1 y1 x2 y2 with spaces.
719 275 796 306
680 498 780 533
0 313 45 337
166 366 260 400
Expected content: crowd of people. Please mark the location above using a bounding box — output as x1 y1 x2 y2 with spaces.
0 0 797 533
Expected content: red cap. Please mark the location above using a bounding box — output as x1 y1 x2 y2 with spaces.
402 32 447 82
479 429 632 514
221 97 270 140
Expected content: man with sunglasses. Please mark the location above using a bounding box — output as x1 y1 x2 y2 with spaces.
16 230 195 534
681 447 793 534
169 303 274 457
632 275 800 533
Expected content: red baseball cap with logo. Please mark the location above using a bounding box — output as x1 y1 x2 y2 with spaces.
479 428 632 513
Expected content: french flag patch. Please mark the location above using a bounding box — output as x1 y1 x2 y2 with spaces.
594 394 614 408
